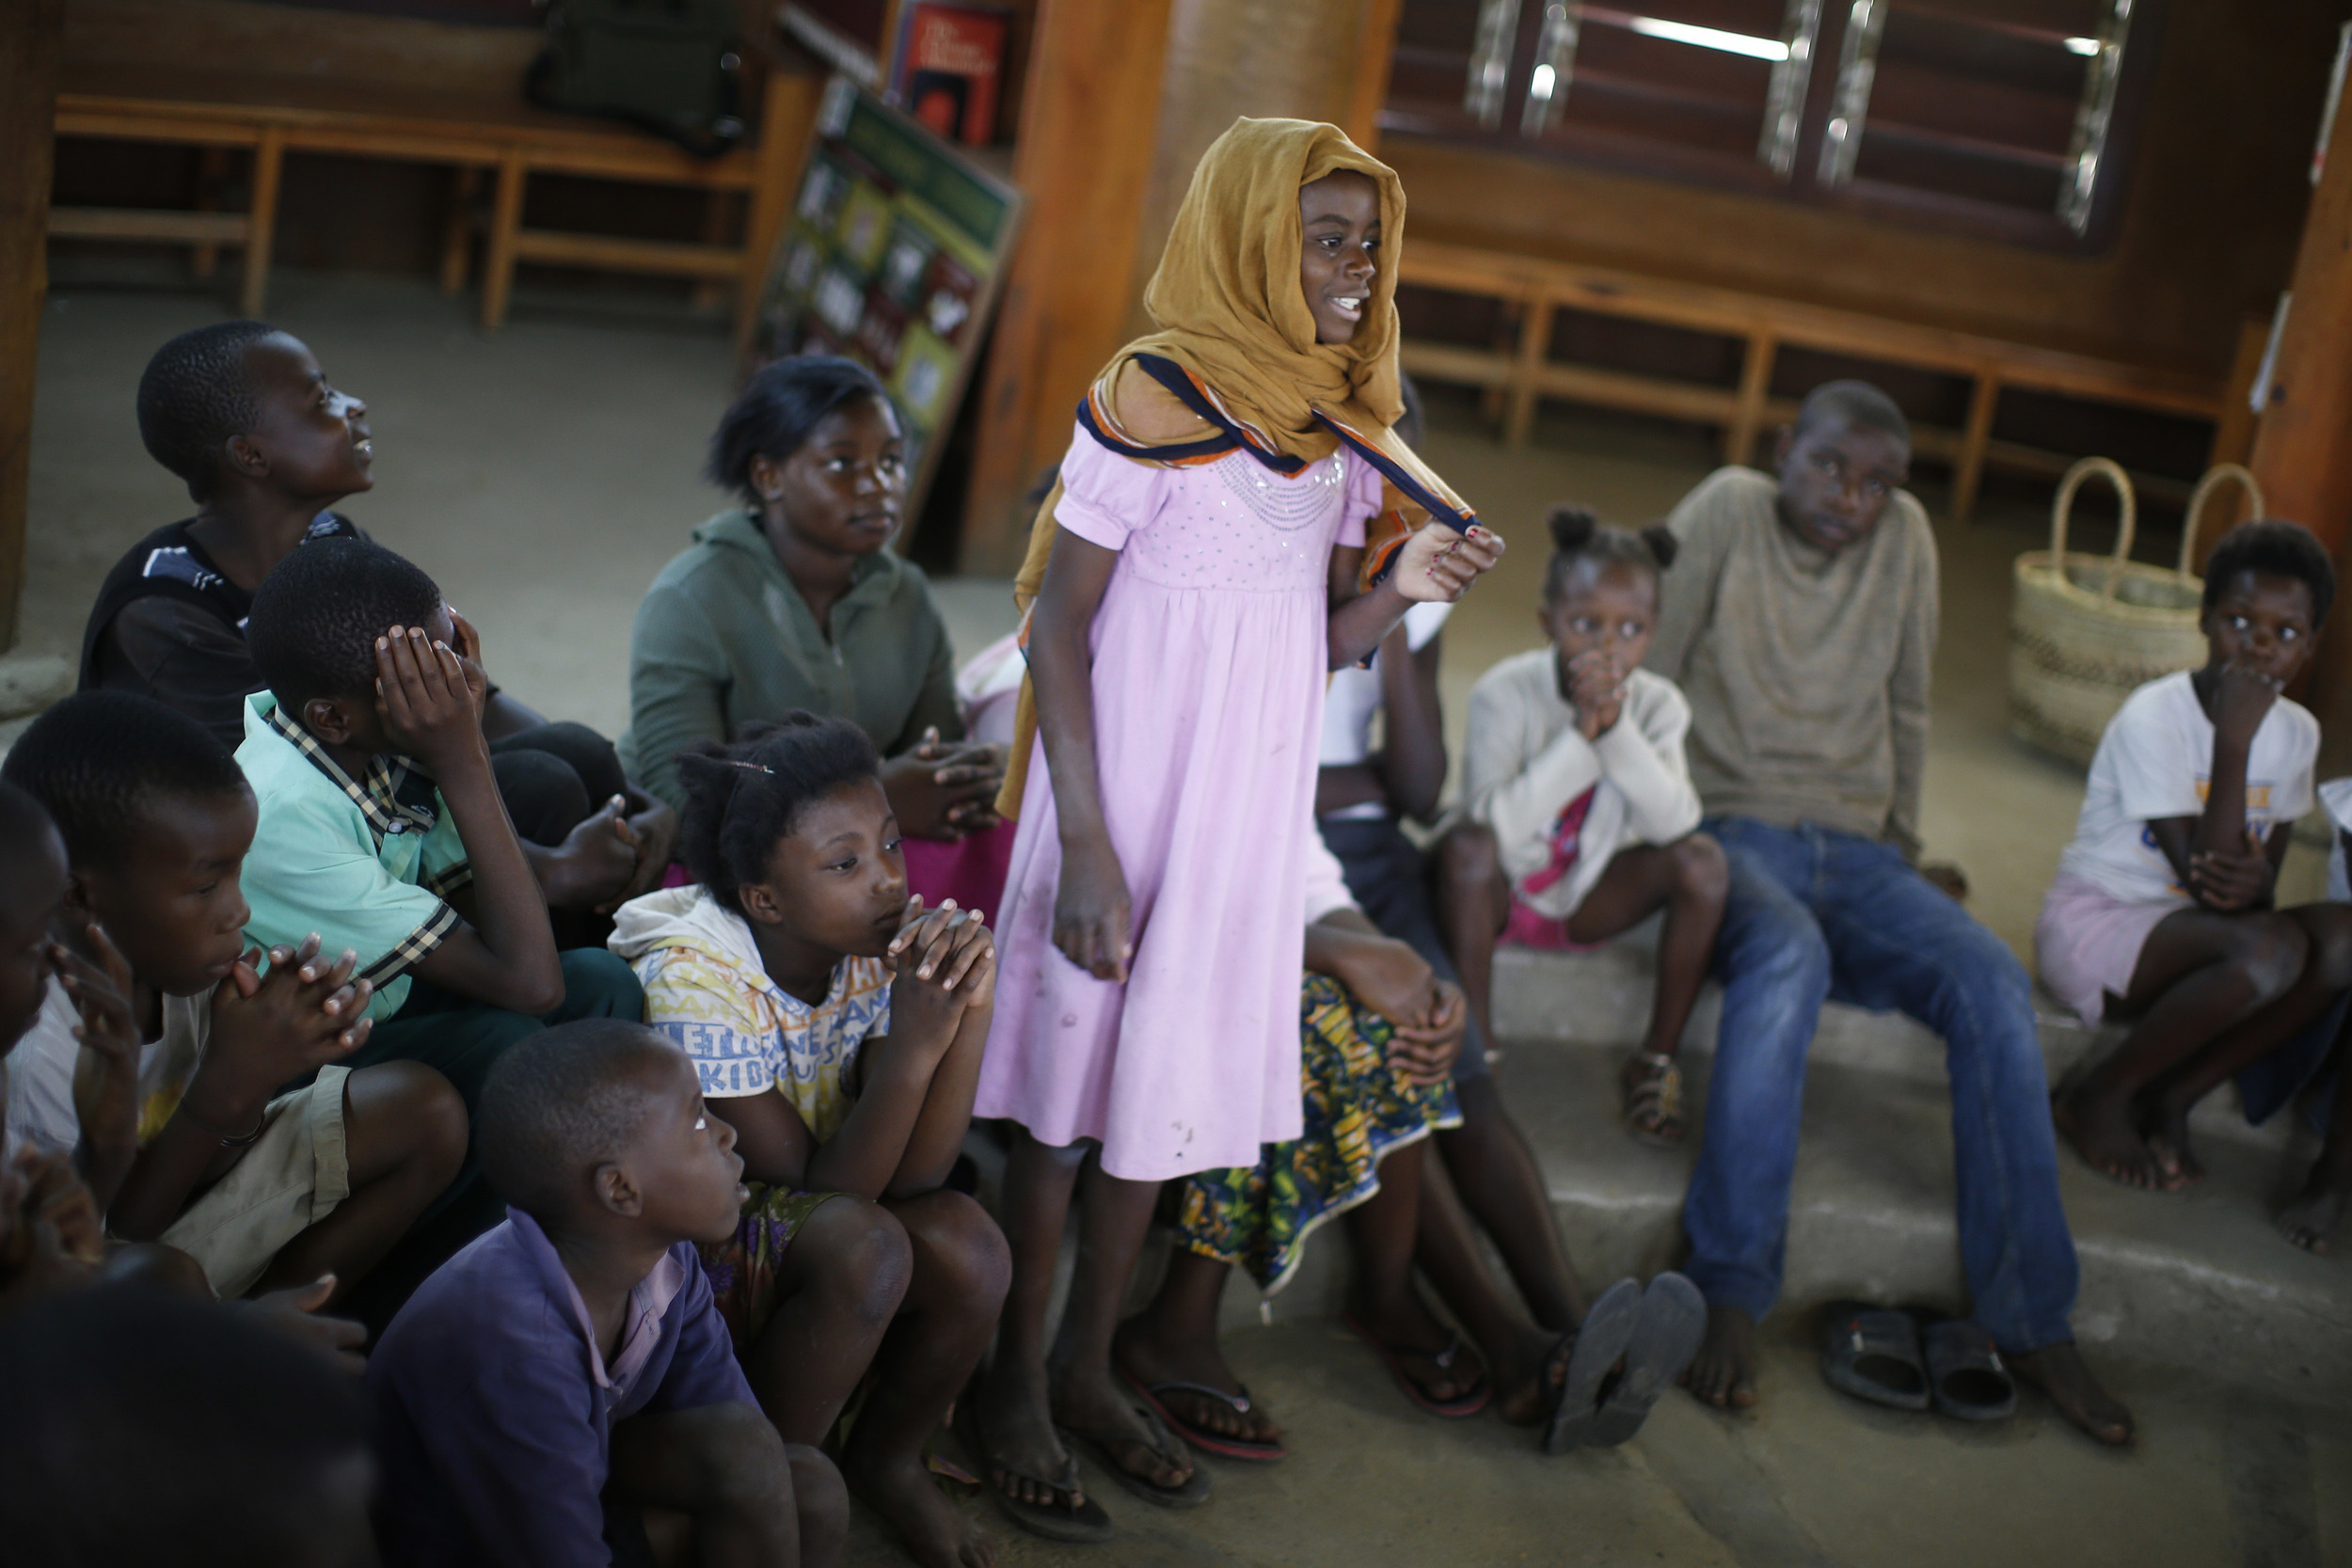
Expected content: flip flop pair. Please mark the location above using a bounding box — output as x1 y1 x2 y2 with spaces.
1820 1302 2016 1421
1545 1273 1708 1454
1344 1310 1492 1418
1119 1366 1287 1463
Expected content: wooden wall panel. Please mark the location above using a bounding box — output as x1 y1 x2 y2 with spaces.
1 0 65 651
1383 0 2342 380
956 0 1176 572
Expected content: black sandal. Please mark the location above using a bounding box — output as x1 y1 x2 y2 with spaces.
958 1403 1114 1543
1119 1365 1286 1462
1820 1301 1931 1413
1545 1276 1642 1454
1057 1402 1213 1510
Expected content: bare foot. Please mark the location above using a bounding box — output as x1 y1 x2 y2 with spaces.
1679 1306 1758 1409
2277 1166 2352 1254
2141 1096 2205 1191
1347 1289 1485 1408
973 1358 1086 1514
2055 1089 2169 1190
1112 1317 1282 1448
2010 1341 2134 1446
843 1443 995 1568
1050 1360 1195 1492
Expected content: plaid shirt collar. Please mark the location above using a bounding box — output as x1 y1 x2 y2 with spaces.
266 705 441 848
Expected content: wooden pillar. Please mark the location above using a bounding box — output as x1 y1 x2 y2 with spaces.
0 0 64 653
2261 90 2352 765
958 0 1176 573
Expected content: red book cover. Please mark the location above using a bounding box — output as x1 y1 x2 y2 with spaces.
891 2 1009 147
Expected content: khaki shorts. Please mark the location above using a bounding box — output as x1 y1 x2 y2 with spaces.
157 1064 353 1299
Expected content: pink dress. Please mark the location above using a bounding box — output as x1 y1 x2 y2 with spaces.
975 423 1379 1180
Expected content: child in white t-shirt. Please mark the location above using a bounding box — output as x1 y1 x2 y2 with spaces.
2041 520 2352 1196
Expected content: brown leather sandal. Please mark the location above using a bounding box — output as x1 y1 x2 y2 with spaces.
1621 1052 1688 1146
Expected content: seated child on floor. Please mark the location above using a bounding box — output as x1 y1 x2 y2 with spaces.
89 320 672 919
3 692 465 1304
2261 777 2352 1252
1436 507 1726 1144
2043 520 2352 1198
235 537 644 1134
370 1020 843 1568
0 1284 376 1564
0 781 112 1310
608 714 1007 1568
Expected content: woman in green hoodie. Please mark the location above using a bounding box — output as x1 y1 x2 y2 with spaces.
621 356 1003 847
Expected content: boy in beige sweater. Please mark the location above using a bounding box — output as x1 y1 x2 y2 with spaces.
1646 380 2131 1446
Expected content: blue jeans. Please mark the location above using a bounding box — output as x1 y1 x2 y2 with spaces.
1682 818 2080 1354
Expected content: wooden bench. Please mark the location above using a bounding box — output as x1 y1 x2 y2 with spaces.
50 0 818 336
1396 239 2239 520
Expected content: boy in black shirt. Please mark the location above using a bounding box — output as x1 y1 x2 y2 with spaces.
87 321 673 929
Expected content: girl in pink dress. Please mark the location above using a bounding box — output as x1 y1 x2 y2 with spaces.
968 118 1502 1541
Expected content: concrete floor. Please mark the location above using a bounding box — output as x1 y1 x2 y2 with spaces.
23 272 2350 1567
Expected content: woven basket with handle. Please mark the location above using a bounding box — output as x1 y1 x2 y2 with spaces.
2009 458 2264 766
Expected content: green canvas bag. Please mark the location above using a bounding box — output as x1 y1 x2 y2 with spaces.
527 0 746 157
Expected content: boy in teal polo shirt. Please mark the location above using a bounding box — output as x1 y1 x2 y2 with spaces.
237 538 643 1120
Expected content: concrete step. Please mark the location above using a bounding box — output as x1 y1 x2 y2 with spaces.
1224 1037 2351 1402
1489 927 2296 1154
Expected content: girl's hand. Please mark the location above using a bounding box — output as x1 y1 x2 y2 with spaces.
883 730 1006 841
2212 661 2280 750
886 898 994 1055
1332 933 1439 1031
1391 523 1504 604
1386 980 1468 1086
2190 828 2272 911
1055 839 1133 982
1565 651 1624 740
444 606 492 722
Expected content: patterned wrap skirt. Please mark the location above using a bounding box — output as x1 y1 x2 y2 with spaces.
1173 974 1461 1296
699 1183 847 1351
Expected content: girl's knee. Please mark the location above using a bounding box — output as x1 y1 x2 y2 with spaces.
687 1405 792 1510
2226 917 2308 1005
1437 820 1499 887
1670 832 1730 905
802 1196 914 1320
786 1445 848 1541
898 1190 1011 1311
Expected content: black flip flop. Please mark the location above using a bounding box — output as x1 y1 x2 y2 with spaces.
1544 1276 1643 1455
958 1406 1114 1544
1587 1272 1708 1447
1344 1311 1491 1418
1119 1366 1287 1462
1920 1318 2017 1421
1058 1402 1213 1510
1820 1301 1931 1413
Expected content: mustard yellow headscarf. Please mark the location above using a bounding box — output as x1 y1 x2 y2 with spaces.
996 117 1476 817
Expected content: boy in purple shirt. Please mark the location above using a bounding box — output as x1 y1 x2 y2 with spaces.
370 1019 844 1567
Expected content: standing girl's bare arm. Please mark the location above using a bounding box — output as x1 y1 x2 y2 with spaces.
1027 528 1131 980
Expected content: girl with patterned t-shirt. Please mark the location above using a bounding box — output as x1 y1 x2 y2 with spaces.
609 713 1006 1568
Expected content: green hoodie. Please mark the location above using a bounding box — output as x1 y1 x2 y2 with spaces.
619 510 961 812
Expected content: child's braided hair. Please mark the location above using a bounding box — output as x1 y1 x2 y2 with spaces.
675 714 882 913
1543 505 1677 603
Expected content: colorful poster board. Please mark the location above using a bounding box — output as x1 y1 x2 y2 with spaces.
748 74 1023 518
